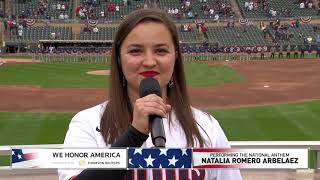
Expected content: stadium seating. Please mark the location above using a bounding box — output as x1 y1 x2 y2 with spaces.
77 24 272 46
13 0 73 20
76 0 235 21
207 25 270 46
268 24 320 45
3 0 319 51
79 26 202 42
77 0 141 20
79 27 117 40
159 0 234 20
237 0 318 18
178 29 201 43
19 26 72 42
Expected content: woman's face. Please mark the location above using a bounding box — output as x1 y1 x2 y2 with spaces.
120 21 176 95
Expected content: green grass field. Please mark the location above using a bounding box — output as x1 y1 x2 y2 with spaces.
0 112 73 145
0 63 243 88
0 100 319 145
0 63 110 88
0 156 10 166
208 100 320 141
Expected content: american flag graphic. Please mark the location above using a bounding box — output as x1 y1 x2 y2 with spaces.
126 149 206 179
128 149 192 168
11 149 39 168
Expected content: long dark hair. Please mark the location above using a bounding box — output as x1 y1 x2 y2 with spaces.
100 8 206 147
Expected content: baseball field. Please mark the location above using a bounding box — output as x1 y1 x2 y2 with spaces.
0 57 320 167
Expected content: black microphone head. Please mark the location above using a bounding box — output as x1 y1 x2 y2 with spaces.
139 78 161 97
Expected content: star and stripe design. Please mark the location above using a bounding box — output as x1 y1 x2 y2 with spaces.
128 148 192 168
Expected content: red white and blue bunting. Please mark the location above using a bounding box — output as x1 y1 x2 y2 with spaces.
300 17 311 24
87 19 98 27
26 19 36 27
238 18 248 25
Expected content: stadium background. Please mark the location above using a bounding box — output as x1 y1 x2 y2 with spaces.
0 0 320 179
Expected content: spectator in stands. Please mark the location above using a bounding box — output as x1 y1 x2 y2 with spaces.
9 19 17 36
185 0 191 10
180 24 185 32
93 27 99 33
307 36 313 43
174 8 179 17
101 10 105 18
244 1 249 11
214 14 219 21
89 10 96 19
299 32 303 39
248 1 253 11
281 8 291 17
75 5 81 16
50 32 56 40
187 24 192 32
122 0 128 6
208 8 214 17
200 23 208 41
291 20 297 28
59 13 64 20
296 19 301 28
269 8 277 17
57 2 61 10
18 27 23 39
61 3 66 11
187 11 194 18
79 9 86 19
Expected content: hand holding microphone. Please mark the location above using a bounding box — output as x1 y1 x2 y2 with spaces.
131 78 171 147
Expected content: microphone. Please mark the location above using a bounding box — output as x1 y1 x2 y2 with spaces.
139 78 166 147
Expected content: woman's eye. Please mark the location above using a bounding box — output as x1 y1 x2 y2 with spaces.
129 49 141 54
156 49 168 54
